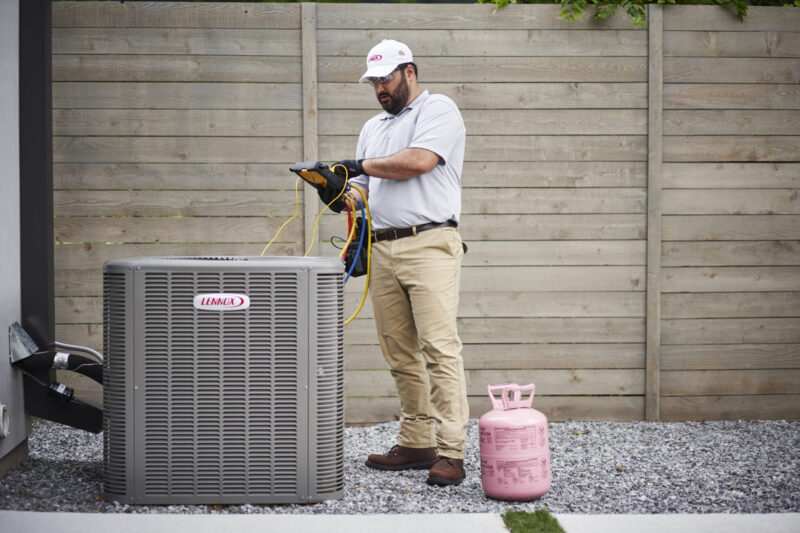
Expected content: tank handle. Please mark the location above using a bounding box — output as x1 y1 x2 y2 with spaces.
487 383 518 410
507 383 535 409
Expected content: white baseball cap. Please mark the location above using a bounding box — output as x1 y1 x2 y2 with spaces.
359 39 414 83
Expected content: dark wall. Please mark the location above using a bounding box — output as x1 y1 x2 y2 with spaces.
19 0 53 349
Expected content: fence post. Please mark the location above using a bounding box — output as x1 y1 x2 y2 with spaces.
301 2 318 252
646 4 663 421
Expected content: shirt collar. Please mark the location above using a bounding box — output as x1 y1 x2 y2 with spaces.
379 90 430 121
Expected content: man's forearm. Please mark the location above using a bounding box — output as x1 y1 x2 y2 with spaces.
362 147 439 180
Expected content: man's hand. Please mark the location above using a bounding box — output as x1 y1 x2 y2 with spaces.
333 159 365 178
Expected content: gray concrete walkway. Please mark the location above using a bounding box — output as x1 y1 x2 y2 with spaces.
2 511 799 533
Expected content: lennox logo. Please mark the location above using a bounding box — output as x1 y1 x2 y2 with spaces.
193 293 250 311
368 54 383 63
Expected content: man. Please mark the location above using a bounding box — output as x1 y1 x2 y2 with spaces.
334 39 468 486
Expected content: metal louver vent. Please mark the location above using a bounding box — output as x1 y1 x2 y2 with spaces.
103 257 343 504
312 272 345 494
103 271 129 497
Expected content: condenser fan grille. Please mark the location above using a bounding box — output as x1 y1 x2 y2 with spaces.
141 271 300 499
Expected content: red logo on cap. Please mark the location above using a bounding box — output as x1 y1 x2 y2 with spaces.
368 54 383 63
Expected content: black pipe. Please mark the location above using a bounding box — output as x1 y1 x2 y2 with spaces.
14 351 103 386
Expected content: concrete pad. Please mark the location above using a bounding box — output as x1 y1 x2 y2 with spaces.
3 511 800 533
0 511 509 533
554 513 800 533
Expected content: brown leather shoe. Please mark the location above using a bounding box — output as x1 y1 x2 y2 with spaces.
365 445 438 471
426 456 465 486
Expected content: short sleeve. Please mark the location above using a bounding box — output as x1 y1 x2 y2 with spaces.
408 96 465 165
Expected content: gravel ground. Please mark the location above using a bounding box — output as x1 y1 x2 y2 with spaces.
1 418 798 514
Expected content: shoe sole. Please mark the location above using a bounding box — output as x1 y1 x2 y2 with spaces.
426 474 465 487
364 459 437 471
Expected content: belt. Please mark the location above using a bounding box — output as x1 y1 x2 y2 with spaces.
372 220 457 242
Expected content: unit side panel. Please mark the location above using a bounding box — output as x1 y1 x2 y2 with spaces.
102 268 134 501
309 271 345 501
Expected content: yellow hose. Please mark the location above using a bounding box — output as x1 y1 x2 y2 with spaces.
344 184 371 325
260 177 301 256
304 170 349 257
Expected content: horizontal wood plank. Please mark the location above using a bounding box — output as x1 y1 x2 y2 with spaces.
54 109 303 137
56 319 645 351
461 240 646 267
55 290 646 324
52 2 300 29
663 189 800 215
664 110 800 136
662 163 800 189
664 57 800 84
663 6 800 32
54 216 302 244
55 161 645 190
662 292 800 318
346 368 645 397
346 396 644 423
347 343 645 371
661 394 800 421
463 188 646 215
663 136 800 163
320 83 648 110
661 241 800 267
661 344 800 370
321 135 648 162
346 317 645 345
319 57 648 83
54 136 302 164
318 29 647 57
662 369 800 396
54 163 295 190
464 215 644 240
661 318 800 344
462 162 647 188
322 109 648 136
664 30 800 58
662 215 800 241
53 28 301 56
662 266 800 293
53 240 645 271
55 264 647 297
54 190 301 217
664 84 800 110
53 82 302 110
53 54 301 83
317 4 639 31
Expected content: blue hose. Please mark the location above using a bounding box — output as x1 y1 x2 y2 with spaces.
344 199 366 283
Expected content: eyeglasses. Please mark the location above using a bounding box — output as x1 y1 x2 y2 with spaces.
366 69 398 87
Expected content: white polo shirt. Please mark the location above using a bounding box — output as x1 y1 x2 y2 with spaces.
350 90 466 231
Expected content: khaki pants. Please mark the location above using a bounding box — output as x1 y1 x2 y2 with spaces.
369 226 469 459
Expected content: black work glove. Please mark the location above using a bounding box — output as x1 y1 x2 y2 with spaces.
319 187 346 213
333 159 365 179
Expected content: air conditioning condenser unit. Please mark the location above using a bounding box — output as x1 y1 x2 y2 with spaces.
102 256 344 504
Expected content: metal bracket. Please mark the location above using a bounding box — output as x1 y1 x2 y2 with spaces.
9 322 40 364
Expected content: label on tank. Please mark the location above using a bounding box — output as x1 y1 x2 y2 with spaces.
492 458 541 485
479 427 493 446
493 425 541 451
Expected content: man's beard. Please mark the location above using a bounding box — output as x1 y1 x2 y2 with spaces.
377 70 409 116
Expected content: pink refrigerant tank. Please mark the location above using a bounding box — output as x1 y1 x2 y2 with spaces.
479 383 551 501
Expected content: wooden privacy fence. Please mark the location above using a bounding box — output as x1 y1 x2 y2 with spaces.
51 2 800 422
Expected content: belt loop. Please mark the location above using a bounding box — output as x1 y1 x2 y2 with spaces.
412 225 417 236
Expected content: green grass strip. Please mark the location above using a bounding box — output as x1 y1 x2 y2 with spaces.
503 509 566 533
